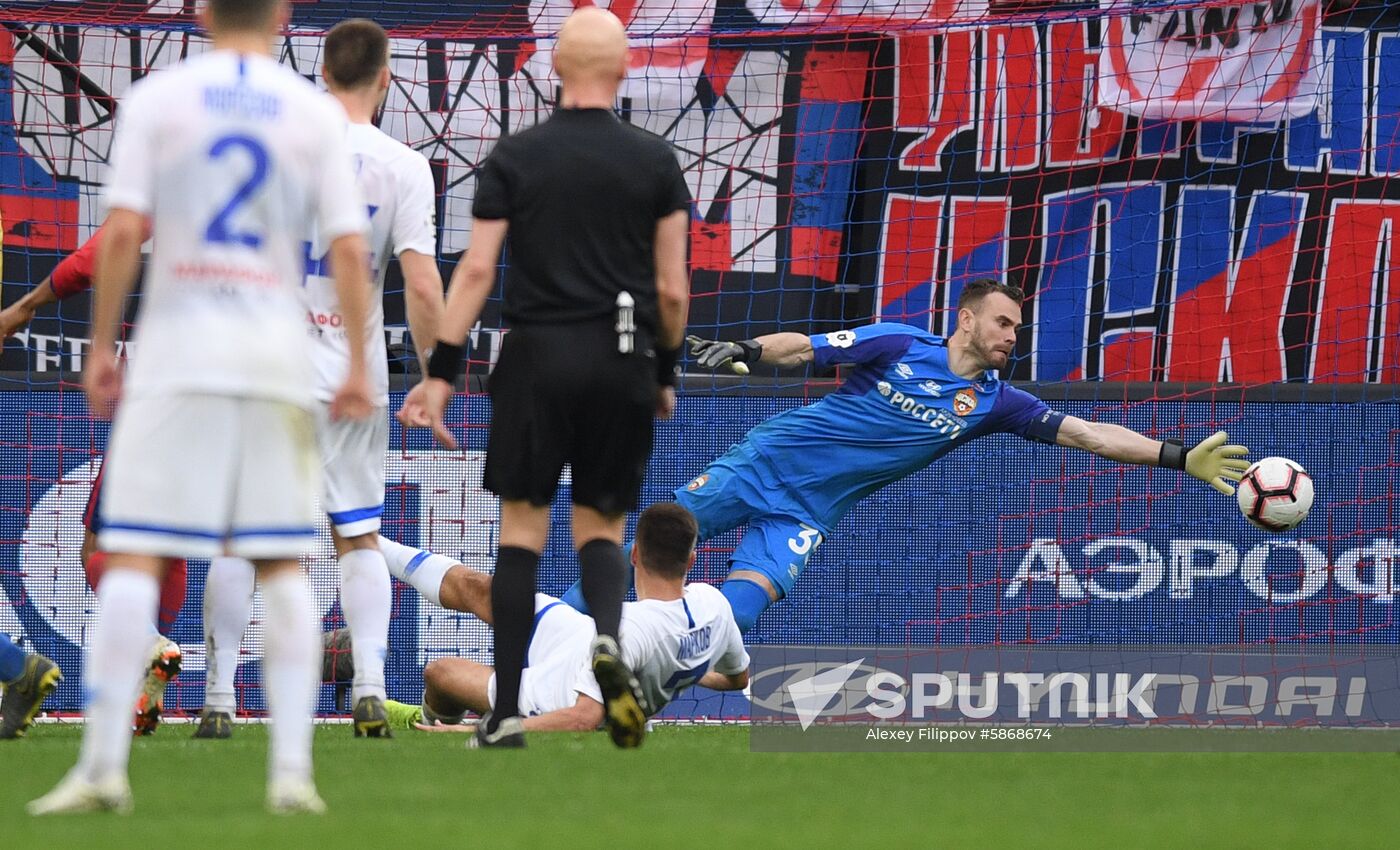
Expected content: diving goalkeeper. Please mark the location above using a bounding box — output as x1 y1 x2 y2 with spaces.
567 279 1251 633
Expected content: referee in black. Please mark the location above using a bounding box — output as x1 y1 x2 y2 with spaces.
400 6 690 749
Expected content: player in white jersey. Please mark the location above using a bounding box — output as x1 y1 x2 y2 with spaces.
375 503 749 732
195 18 445 742
28 0 373 817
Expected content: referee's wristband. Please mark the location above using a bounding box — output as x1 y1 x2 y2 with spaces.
656 345 681 387
1158 439 1187 470
426 341 465 384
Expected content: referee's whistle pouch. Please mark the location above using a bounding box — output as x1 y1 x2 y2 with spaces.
615 291 636 354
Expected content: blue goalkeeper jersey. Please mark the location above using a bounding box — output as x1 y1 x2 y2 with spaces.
737 322 1064 533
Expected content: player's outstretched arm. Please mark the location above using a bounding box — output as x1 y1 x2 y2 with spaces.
697 669 749 691
520 696 605 733
1 225 115 339
415 696 605 734
685 331 814 373
1055 416 1251 495
0 277 58 339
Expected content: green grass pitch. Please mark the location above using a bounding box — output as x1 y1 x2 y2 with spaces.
2 724 1398 848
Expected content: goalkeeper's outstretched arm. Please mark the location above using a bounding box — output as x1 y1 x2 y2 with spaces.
1055 416 1251 496
686 331 814 370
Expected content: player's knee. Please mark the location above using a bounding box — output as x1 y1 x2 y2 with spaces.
422 659 451 700
439 565 493 621
721 575 778 634
437 566 470 613
423 659 479 716
727 569 782 601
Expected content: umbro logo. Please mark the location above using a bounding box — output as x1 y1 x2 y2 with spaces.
895 362 913 379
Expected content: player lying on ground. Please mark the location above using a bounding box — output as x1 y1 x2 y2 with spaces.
0 225 186 735
566 279 1251 633
0 634 62 739
373 503 748 732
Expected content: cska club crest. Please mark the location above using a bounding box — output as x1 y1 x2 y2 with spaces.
953 390 978 416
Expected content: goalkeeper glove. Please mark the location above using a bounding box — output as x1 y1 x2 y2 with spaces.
1162 431 1251 495
686 335 762 374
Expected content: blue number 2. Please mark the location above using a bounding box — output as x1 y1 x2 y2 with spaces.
204 134 269 248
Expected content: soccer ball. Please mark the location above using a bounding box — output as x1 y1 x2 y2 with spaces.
1236 457 1314 531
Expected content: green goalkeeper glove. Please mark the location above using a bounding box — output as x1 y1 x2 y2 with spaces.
1184 431 1251 496
686 335 762 375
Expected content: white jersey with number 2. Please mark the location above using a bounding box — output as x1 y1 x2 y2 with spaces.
103 50 368 406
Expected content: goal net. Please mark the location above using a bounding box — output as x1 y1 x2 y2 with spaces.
1 0 1396 725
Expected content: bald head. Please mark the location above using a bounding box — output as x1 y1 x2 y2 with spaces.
553 7 628 93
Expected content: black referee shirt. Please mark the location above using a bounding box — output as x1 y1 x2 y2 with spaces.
472 108 691 334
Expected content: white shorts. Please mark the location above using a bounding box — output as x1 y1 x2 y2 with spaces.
488 595 603 717
314 402 388 537
98 394 320 559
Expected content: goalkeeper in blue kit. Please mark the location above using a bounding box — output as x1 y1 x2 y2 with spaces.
567 279 1252 633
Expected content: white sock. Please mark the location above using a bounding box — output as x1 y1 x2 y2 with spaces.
260 571 319 786
378 536 452 607
203 556 256 714
77 570 159 782
338 548 391 703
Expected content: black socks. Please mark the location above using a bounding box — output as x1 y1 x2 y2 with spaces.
578 539 628 642
487 546 539 726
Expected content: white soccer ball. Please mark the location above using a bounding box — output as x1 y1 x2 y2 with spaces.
1236 457 1314 532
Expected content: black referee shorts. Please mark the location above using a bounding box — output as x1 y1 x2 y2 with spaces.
484 322 656 515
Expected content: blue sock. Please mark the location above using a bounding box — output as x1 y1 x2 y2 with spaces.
560 579 589 614
0 633 26 683
720 578 773 634
563 543 634 615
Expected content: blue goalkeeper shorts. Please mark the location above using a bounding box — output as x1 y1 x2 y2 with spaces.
673 447 826 599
